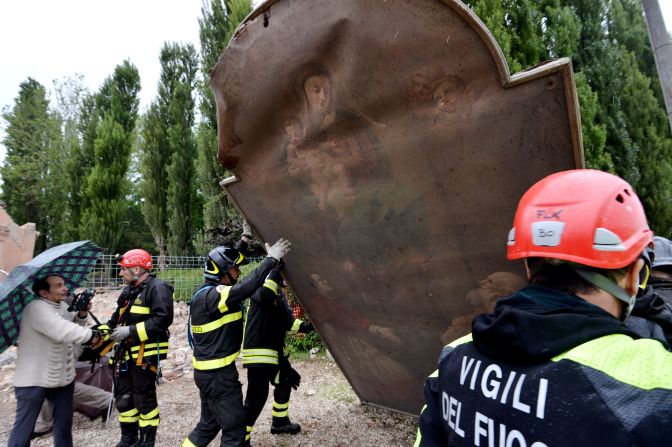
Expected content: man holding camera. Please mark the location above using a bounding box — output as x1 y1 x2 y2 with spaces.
8 275 102 447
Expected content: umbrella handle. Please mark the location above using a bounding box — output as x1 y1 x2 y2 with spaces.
88 311 101 325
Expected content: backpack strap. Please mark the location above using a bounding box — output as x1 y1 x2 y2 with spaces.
187 285 215 350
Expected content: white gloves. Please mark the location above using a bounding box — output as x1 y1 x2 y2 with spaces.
110 326 132 341
265 238 291 260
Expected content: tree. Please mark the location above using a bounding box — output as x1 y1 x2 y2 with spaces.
146 42 201 256
466 0 672 236
139 103 170 258
53 75 90 240
195 0 252 251
0 78 64 252
80 61 141 253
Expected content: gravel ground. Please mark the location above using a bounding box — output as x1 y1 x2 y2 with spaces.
0 289 417 446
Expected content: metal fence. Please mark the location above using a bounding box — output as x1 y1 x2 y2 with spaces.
84 254 264 301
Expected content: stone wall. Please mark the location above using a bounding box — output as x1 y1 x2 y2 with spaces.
0 202 37 280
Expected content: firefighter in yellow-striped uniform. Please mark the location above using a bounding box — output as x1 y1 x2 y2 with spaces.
242 267 313 446
182 236 291 447
106 249 174 447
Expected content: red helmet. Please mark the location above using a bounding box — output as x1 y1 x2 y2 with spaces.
119 249 153 270
507 169 652 269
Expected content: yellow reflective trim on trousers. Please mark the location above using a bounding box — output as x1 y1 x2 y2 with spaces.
552 334 672 390
119 414 140 423
246 426 254 433
182 437 197 447
217 286 232 313
140 407 160 420
130 305 150 314
191 311 242 334
272 409 289 417
263 279 278 294
192 351 239 370
119 408 139 423
291 319 302 332
139 418 160 427
242 348 278 358
273 401 289 410
136 321 148 341
242 347 279 364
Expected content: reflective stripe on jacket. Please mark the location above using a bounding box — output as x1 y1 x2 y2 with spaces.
190 257 278 370
242 270 311 367
416 287 672 447
108 275 174 363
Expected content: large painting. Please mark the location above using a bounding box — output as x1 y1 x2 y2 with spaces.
210 0 583 414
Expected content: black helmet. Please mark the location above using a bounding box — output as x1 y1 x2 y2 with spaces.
204 246 248 282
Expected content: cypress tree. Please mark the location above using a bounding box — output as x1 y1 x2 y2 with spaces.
80 61 140 252
195 0 252 251
0 78 63 252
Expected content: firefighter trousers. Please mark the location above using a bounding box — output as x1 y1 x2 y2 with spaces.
243 366 292 428
115 362 159 428
184 365 246 447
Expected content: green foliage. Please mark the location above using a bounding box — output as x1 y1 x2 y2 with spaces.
139 103 170 257
285 331 324 356
80 61 141 253
0 78 64 252
159 42 200 256
196 0 253 241
467 0 672 237
157 268 203 302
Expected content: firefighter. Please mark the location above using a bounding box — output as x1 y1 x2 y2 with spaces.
182 236 291 447
629 235 672 347
106 249 174 447
416 169 672 446
242 266 313 445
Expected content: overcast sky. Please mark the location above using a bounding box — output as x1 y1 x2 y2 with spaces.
0 1 671 165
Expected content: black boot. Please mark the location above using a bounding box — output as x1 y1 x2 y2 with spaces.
138 426 157 447
270 417 301 435
115 422 139 447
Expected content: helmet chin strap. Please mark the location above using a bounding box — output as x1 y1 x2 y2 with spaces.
572 267 635 320
225 271 237 286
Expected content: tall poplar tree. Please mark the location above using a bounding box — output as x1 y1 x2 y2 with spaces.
139 102 170 258
195 0 252 250
161 42 199 256
80 61 140 252
54 75 90 241
1 78 64 252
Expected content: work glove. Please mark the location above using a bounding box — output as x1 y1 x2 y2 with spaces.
242 220 252 239
287 367 301 390
93 324 112 342
110 326 132 342
265 238 291 261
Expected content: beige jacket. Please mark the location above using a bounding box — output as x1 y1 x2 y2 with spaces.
14 298 92 388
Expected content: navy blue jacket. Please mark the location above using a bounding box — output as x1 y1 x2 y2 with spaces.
416 286 672 446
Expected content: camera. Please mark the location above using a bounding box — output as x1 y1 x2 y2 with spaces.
68 289 96 312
